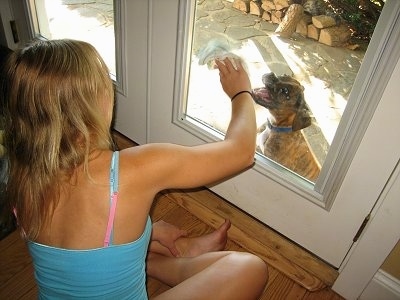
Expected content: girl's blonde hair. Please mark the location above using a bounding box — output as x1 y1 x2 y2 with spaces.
3 39 114 240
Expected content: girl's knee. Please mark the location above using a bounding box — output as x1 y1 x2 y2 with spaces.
244 253 268 278
229 252 268 282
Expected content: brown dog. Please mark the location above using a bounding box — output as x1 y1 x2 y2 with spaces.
252 73 321 182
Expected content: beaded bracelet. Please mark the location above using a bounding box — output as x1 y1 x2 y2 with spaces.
231 90 253 102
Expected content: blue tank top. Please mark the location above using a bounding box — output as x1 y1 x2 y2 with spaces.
27 151 152 299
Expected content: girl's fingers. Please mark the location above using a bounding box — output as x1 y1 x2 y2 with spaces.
221 58 244 74
223 58 236 71
215 59 227 76
234 59 243 70
216 58 240 77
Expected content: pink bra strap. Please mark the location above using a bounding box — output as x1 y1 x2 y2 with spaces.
104 192 118 247
104 151 119 247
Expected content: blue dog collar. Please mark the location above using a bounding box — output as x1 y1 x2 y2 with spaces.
267 119 293 133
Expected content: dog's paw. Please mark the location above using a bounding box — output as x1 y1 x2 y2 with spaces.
256 130 269 154
257 122 267 134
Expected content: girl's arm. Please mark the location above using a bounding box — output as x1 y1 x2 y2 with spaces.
124 58 256 193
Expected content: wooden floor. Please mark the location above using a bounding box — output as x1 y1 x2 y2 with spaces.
0 132 345 299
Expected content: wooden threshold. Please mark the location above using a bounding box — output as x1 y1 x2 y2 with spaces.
160 188 338 291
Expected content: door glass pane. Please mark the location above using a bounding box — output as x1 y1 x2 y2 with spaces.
29 0 116 79
185 0 384 184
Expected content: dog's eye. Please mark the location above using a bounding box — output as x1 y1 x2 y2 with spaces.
279 87 289 94
279 87 290 99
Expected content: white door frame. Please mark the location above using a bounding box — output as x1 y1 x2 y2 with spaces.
332 39 400 298
333 158 400 299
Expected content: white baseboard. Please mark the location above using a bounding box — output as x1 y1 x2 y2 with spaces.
359 269 400 300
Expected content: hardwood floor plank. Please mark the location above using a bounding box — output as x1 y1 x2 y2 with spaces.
284 283 309 300
160 206 205 233
0 258 37 299
262 272 303 300
0 232 32 284
19 288 38 300
262 267 281 297
150 194 178 222
0 229 20 253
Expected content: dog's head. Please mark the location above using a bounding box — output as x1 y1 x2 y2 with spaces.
252 73 311 131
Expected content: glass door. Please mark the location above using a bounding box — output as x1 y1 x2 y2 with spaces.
186 9 361 184
181 0 386 197
145 0 400 267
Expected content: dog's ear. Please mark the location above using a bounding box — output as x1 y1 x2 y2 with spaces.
292 94 312 131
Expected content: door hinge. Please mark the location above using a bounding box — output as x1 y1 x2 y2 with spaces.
353 213 371 242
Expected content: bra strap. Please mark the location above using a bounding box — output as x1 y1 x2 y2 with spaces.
104 151 119 247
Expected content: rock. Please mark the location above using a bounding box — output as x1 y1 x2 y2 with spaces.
250 1 264 16
296 14 312 37
262 11 271 21
261 0 275 11
307 24 320 40
312 15 336 28
271 11 282 24
274 0 292 10
319 24 351 46
233 0 251 12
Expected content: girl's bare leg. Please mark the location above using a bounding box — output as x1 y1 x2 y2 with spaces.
147 251 268 300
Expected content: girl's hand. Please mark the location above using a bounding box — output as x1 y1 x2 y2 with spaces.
215 58 251 99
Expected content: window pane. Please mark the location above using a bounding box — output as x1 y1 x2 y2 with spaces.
31 0 115 78
186 0 384 183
